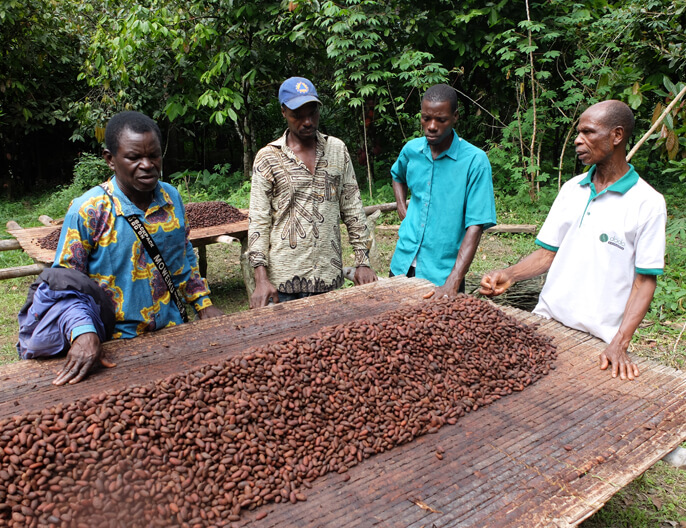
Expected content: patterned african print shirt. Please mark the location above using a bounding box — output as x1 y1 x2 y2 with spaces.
53 177 213 339
248 130 372 294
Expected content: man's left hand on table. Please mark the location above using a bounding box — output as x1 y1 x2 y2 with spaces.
197 305 223 319
599 342 640 380
53 333 116 386
353 265 378 286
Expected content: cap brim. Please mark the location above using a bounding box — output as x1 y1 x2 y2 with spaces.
283 95 322 110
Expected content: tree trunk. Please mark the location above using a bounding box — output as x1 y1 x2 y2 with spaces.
241 80 255 180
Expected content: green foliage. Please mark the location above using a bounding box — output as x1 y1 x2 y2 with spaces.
0 276 33 363
650 217 686 321
4 0 686 203
646 182 686 322
33 154 111 220
168 164 250 208
75 0 295 177
662 158 686 183
580 463 686 528
0 197 41 233
0 153 109 225
315 0 449 110
476 0 686 203
72 153 111 190
0 0 86 135
493 187 554 225
359 181 396 207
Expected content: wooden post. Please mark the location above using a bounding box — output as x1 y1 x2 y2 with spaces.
0 263 47 280
627 84 686 161
38 215 54 227
0 239 22 251
362 201 406 216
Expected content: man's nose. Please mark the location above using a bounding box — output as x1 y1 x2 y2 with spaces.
140 157 154 169
427 120 438 130
574 134 582 146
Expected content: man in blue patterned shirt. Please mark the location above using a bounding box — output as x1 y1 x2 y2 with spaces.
47 111 222 385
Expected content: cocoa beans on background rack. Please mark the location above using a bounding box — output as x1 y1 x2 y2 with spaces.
36 201 247 251
0 295 556 527
185 202 247 229
36 229 61 251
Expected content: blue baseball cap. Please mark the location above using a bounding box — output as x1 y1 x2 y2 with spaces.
278 77 322 110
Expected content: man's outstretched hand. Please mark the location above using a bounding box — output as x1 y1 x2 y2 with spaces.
53 333 115 386
479 270 514 297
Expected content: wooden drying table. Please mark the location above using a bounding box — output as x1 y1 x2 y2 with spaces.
1 277 684 527
5 216 248 278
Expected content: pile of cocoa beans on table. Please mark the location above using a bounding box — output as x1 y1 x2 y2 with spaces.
36 229 61 251
185 202 247 229
36 201 246 251
0 295 556 527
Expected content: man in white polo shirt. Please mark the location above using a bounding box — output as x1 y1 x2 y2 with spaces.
479 100 667 381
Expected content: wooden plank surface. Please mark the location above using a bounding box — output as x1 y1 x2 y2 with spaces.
6 216 248 265
1 277 684 527
6 225 58 264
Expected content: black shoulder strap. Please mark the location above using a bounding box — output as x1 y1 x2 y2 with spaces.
100 182 189 323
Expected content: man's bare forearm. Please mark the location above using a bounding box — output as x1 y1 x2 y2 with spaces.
610 274 657 351
441 225 483 294
392 180 408 220
507 248 556 282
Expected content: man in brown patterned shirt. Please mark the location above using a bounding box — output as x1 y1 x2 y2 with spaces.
247 77 378 308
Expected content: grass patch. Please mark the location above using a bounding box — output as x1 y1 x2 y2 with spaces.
201 243 249 314
0 276 33 363
633 320 686 370
580 462 686 528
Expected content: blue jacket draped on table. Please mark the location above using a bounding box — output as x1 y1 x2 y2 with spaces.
17 267 116 359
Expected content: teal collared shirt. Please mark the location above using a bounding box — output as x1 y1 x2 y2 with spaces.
390 131 496 286
578 163 640 195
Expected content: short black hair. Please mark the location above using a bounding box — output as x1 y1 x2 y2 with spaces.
422 84 458 113
105 111 162 155
602 100 635 139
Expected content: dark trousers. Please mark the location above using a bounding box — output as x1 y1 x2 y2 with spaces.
389 266 416 278
389 266 465 293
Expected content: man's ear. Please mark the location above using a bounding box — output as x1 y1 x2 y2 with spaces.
103 150 115 171
612 126 625 147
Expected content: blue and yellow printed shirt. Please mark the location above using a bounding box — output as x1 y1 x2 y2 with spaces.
53 177 213 339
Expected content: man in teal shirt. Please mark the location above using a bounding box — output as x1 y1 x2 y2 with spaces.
389 84 496 296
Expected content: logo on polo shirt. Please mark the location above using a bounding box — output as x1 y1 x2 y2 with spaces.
599 233 625 250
